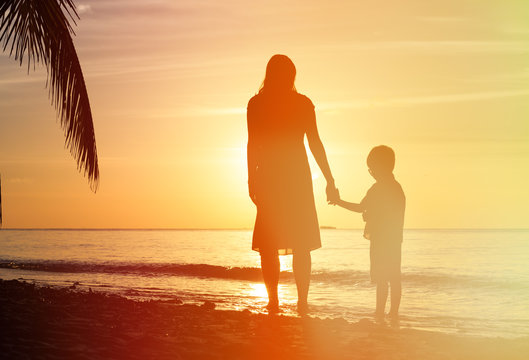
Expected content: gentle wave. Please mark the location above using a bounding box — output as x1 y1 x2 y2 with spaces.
0 260 369 282
1 259 524 290
0 260 265 281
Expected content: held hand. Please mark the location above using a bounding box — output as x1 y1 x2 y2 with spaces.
328 188 340 205
326 183 339 204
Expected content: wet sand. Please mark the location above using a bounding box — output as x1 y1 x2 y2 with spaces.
1 279 527 359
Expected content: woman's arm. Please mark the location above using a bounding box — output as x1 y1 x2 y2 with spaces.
247 101 258 205
306 105 338 202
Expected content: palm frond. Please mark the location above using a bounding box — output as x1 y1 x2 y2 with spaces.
0 0 99 191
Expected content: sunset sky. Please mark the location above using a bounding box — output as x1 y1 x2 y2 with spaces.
0 0 528 229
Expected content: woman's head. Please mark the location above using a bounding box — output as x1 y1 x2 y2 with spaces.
259 54 297 94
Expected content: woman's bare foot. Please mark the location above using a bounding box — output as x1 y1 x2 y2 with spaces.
374 310 385 323
388 310 399 320
297 301 309 316
266 301 279 314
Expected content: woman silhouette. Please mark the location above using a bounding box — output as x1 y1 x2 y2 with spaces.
247 55 337 314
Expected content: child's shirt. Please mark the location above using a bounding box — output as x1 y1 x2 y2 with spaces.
361 175 405 243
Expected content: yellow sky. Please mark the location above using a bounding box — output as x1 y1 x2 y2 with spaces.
0 0 528 228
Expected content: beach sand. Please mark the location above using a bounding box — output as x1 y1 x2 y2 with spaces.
1 279 527 360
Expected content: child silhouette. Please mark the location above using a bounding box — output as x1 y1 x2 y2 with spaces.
332 145 405 321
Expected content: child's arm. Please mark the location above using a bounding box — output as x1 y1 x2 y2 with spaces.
334 199 364 213
330 189 365 213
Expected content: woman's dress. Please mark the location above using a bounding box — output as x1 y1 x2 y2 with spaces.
247 92 321 255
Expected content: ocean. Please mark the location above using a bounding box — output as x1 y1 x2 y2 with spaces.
0 229 528 338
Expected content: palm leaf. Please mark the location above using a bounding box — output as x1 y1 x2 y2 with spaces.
0 0 99 191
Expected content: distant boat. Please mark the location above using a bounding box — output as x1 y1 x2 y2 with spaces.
320 226 336 230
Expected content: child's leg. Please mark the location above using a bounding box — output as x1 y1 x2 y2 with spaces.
293 250 311 310
260 250 280 309
375 280 389 317
389 278 402 317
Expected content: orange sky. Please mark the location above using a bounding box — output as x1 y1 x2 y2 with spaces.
0 0 528 228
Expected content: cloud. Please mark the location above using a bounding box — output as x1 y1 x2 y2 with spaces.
77 4 93 15
381 89 529 105
5 177 33 184
76 0 195 19
145 106 246 119
501 26 529 35
181 89 529 117
417 16 468 23
201 107 246 116
463 68 529 84
322 40 529 54
319 89 529 111
0 75 46 86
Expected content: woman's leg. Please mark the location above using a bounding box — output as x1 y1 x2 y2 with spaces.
375 280 389 319
260 250 280 310
293 251 311 312
389 279 401 317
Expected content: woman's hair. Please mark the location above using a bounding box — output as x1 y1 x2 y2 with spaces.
258 54 297 94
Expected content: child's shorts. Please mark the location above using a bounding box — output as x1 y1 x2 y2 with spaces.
370 240 401 283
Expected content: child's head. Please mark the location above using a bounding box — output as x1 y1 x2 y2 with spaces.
367 145 395 179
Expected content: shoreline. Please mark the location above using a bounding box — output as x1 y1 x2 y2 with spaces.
1 279 528 359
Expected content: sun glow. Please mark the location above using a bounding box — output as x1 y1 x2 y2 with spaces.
244 256 293 307
248 283 269 304
279 256 292 272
